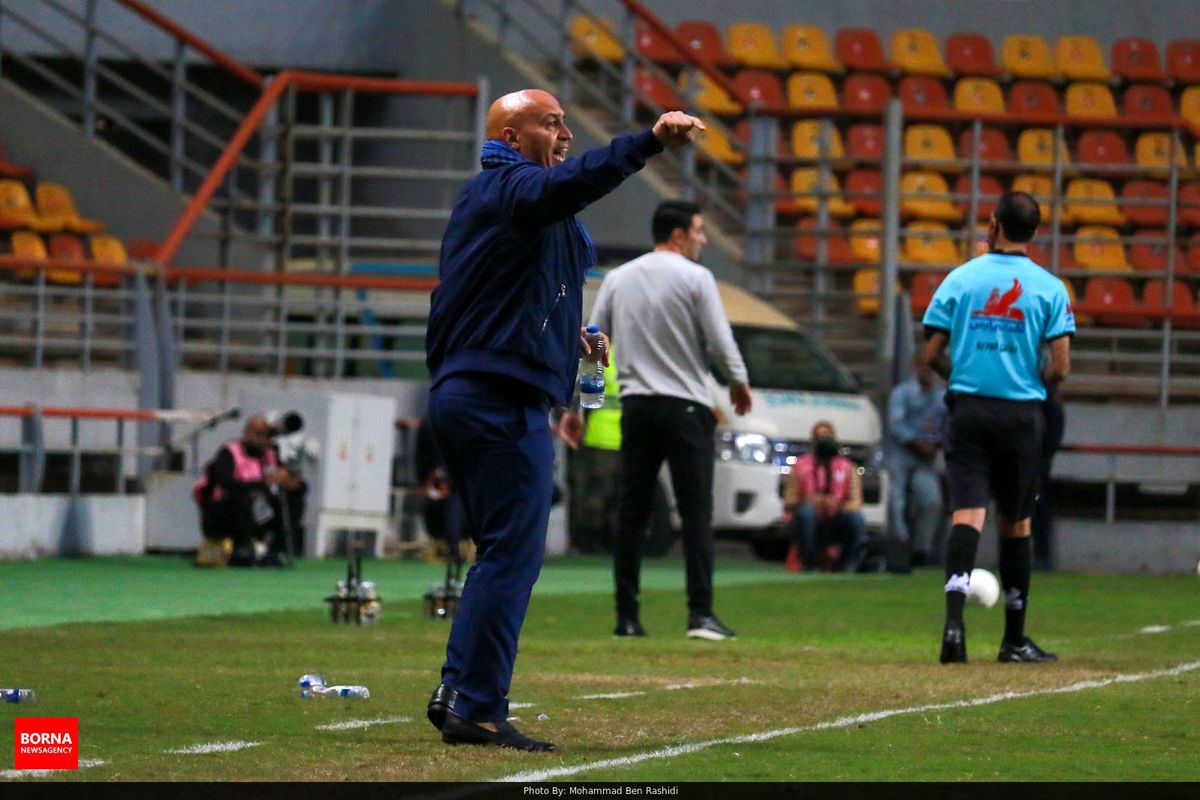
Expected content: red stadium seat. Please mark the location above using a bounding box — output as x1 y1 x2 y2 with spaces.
1027 238 1076 270
1122 84 1176 125
1076 130 1132 174
909 271 945 314
841 73 891 114
1127 229 1181 273
634 68 687 112
732 70 786 111
1143 279 1199 328
1083 277 1144 326
635 22 682 64
0 141 34 180
846 123 884 163
675 20 735 67
898 75 951 116
1178 182 1200 227
795 218 856 264
1120 180 1170 227
1167 39 1200 85
957 127 1013 166
945 32 1000 77
845 169 884 216
836 28 892 72
1007 80 1060 118
1112 37 1166 83
954 173 1005 220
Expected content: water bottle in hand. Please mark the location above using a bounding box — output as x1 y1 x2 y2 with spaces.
1 689 36 704
579 325 606 409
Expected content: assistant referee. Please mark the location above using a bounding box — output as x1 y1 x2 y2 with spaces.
920 191 1074 664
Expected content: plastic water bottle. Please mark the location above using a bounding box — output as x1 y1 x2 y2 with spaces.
317 685 370 700
297 674 326 698
1 689 36 704
579 325 606 409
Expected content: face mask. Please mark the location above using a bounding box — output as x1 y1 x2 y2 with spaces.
243 441 265 458
814 437 838 459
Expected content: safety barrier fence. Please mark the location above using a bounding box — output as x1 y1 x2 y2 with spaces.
1058 442 1200 523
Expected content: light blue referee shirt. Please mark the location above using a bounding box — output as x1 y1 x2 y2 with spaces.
922 252 1075 402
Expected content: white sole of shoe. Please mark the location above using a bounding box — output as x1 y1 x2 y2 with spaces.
686 628 732 641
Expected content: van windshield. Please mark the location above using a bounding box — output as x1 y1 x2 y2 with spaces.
721 326 860 394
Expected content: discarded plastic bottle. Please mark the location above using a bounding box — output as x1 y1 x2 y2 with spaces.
1 689 36 704
317 685 370 700
579 325 606 409
297 674 327 698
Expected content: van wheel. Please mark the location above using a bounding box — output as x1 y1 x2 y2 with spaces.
750 536 788 561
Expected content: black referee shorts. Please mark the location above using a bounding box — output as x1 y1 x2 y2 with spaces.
945 393 1045 520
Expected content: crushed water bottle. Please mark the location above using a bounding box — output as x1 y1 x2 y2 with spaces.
297 674 327 698
1 689 36 704
579 324 606 409
317 685 370 700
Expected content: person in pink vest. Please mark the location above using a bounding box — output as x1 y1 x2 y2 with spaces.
194 415 301 566
784 421 867 572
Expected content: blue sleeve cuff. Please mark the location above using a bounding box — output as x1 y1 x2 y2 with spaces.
633 128 665 157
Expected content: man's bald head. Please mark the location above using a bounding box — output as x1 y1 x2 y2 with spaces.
485 89 572 167
485 90 558 138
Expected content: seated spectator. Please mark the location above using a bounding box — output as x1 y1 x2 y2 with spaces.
784 421 867 572
886 356 948 566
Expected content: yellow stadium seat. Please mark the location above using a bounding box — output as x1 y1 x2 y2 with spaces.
1135 132 1189 174
853 268 881 316
1180 86 1200 131
727 22 789 70
900 171 962 222
1011 173 1055 220
0 179 59 232
790 120 846 163
890 28 952 77
1063 178 1125 226
790 168 855 218
1065 82 1117 119
850 218 883 264
1055 35 1111 81
903 124 958 170
680 71 743 115
785 71 839 110
1074 226 1130 271
953 78 1005 115
1001 34 1059 80
36 183 104 234
569 16 623 62
11 230 48 280
904 221 961 265
780 24 842 72
1016 128 1070 169
697 123 744 165
87 233 127 287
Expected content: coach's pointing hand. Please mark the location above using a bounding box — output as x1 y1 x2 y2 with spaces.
653 112 706 147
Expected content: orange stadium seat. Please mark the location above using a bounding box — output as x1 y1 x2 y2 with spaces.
1074 225 1130 271
904 124 958 170
900 172 962 221
1028 238 1077 270
727 22 788 70
1143 279 1199 327
1127 229 1180 273
0 141 34 181
10 230 49 280
88 233 127 287
909 271 945 314
841 73 891 114
1016 128 1069 170
0 179 58 232
1112 38 1166 83
846 123 885 163
945 32 1001 77
733 69 786 110
679 71 742 115
1167 39 1200 85
47 232 86 285
795 218 856 264
634 68 687 112
957 127 1013 166
569 16 623 62
1122 84 1176 125
1083 277 1143 326
696 122 744 165
785 71 839 110
1065 82 1118 119
790 120 846 162
890 28 951 77
954 77 1006 116
904 221 961 265
1063 178 1124 226
845 169 884 216
789 168 855 217
36 184 103 234
850 219 882 264
1007 80 1060 118
1134 132 1189 175
1001 34 1058 80
836 28 892 73
853 267 882 316
1075 129 1129 172
1179 182 1200 227
898 76 951 116
780 24 842 73
954 173 1005 220
1177 86 1200 130
635 21 681 64
1120 180 1170 227
676 21 735 67
766 173 800 216
1055 35 1111 81
1011 174 1055 220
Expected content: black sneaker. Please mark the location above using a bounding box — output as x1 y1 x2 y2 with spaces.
613 618 647 638
426 684 457 731
998 637 1058 663
940 621 967 664
441 713 555 752
687 614 736 641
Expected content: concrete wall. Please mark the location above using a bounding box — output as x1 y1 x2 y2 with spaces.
0 494 144 557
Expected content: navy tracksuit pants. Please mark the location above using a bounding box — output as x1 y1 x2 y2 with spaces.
426 373 554 723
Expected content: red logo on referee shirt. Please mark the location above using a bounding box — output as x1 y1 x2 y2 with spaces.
14 718 78 770
972 278 1026 320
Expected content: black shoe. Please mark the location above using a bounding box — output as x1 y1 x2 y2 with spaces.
613 618 647 637
940 621 967 664
426 684 458 731
998 637 1058 663
687 613 736 641
441 713 555 752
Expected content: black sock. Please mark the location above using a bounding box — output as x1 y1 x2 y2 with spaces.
944 524 980 625
1000 535 1032 643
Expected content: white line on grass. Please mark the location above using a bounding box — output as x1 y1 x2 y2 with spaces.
1183 620 1200 627
499 660 1200 783
509 702 536 709
0 759 107 780
1140 625 1172 634
166 740 261 755
576 691 646 700
577 678 755 701
314 716 411 731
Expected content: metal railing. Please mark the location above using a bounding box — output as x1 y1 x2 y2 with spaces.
1058 442 1200 523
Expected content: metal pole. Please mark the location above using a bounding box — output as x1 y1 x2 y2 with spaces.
1160 131 1182 408
259 78 280 243
82 272 94 370
70 416 82 496
619 6 635 123
171 39 187 192
813 118 833 337
1048 124 1065 275
557 0 575 104
317 92 334 272
34 269 45 368
966 119 981 254
19 409 45 493
473 76 490 159
878 99 903 396
82 0 98 138
116 417 125 495
744 114 776 293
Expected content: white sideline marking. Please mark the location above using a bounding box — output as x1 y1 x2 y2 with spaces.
1140 625 1171 634
509 702 536 709
578 678 755 701
0 758 107 779
314 716 411 731
500 660 1200 783
166 740 261 755
576 691 645 700
1183 620 1200 627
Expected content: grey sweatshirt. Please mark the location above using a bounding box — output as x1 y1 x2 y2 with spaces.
589 251 748 409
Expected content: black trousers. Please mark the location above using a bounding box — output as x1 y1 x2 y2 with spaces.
614 395 715 619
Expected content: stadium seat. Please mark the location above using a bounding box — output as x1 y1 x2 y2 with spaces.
679 71 743 115
1177 86 1200 131
1083 277 1143 326
697 122 744 164
634 68 687 112
1074 225 1130 271
953 77 1006 116
1055 35 1111 81
1179 182 1200 227
845 169 884 216
569 16 623 62
846 123 885 163
836 28 892 73
1122 84 1176 125
1120 180 1170 227
841 72 891 114
898 76 951 116
1143 279 1199 328
904 220 961 264
1001 34 1059 80
849 219 882 264
10 230 49 280
1016 128 1070 169
727 22 789 70
36 184 104 234
1127 229 1180 273
1063 178 1125 226
1134 132 1188 175
676 21 735 67
1007 80 1060 118
890 28 951 77
733 120 788 160
1075 129 1130 173
0 179 58 232
956 127 1013 166
795 218 856 264
790 120 846 162
1112 37 1166 83
1011 174 1055 220
1166 39 1200 85
853 267 882 316
0 141 34 180
965 221 992 257
904 124 958 170
88 233 128 287
954 173 1004 220
47 233 86 285
908 270 945 314
635 21 681 64
1065 82 1118 119
733 69 786 111
789 168 855 218
945 32 1001 77
780 24 842 72
767 172 800 216
1028 238 1077 270
900 172 962 221
785 72 839 110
